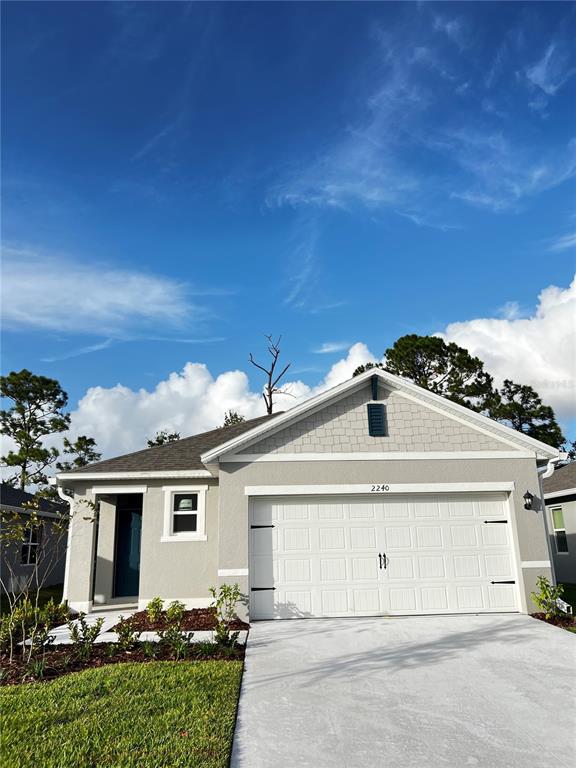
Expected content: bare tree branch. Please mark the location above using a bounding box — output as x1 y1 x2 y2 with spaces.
248 335 291 414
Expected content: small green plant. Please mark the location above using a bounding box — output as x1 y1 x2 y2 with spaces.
27 658 46 680
145 597 164 624
210 583 241 648
115 616 141 651
105 643 117 659
39 598 68 629
159 624 193 661
531 576 565 620
67 613 104 660
142 641 158 659
165 600 186 625
193 640 218 659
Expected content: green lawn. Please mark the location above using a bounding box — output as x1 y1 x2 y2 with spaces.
0 661 243 768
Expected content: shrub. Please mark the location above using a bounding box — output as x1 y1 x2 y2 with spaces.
210 583 241 648
194 641 218 659
142 641 158 659
145 597 164 624
115 616 141 651
27 658 46 680
67 614 104 660
165 600 186 625
531 576 565 620
159 624 193 661
39 598 68 629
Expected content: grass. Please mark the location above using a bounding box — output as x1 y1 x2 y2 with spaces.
0 661 243 768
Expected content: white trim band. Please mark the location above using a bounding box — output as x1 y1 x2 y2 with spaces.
225 451 532 463
218 569 249 577
59 470 212 481
544 488 576 500
520 561 551 568
245 482 515 496
91 485 147 494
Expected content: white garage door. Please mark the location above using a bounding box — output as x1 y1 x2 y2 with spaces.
249 494 519 619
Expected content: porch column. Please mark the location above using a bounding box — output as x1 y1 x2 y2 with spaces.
65 488 97 613
93 496 116 605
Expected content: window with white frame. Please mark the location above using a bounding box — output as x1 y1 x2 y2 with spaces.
162 486 207 541
551 506 568 554
21 525 41 565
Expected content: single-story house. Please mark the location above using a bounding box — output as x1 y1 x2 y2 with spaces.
543 462 576 584
55 368 563 619
0 483 67 595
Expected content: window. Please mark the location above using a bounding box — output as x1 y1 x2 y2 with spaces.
162 486 207 542
21 525 41 565
551 506 568 553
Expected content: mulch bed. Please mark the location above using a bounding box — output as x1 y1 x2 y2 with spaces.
114 607 249 633
0 642 245 686
531 612 576 630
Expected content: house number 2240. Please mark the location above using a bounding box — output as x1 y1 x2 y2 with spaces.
370 484 390 492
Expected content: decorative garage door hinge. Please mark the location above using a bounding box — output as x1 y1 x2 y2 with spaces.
251 525 275 529
251 587 275 591
483 520 508 524
490 580 515 585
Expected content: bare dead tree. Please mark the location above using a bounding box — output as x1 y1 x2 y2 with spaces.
249 335 291 415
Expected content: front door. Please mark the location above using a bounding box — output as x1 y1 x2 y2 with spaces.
114 494 142 598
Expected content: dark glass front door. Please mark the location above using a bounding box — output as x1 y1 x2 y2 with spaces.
114 494 142 598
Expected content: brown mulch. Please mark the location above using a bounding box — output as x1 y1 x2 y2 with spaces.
0 642 245 686
531 612 576 629
113 607 249 633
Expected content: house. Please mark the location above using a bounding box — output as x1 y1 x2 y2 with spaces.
543 462 576 584
55 368 563 619
0 483 67 595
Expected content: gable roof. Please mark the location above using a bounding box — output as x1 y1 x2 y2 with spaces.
57 414 281 478
543 462 576 496
200 368 561 463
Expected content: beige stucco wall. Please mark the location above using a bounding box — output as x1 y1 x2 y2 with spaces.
218 457 551 616
242 384 515 454
65 479 220 612
547 496 576 584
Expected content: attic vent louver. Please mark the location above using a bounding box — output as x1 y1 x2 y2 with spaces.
367 403 387 437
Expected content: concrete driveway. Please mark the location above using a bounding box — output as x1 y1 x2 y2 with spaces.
231 615 575 768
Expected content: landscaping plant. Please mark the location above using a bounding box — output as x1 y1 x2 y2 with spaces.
115 616 141 651
209 583 241 648
159 624 194 661
145 597 164 624
531 576 565 620
67 614 104 660
165 600 186 625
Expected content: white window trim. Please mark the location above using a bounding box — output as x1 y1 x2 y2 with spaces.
161 485 208 542
21 526 40 566
550 505 569 555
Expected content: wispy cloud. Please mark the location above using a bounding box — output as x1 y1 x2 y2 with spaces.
41 339 115 363
549 232 576 252
312 342 350 355
41 335 226 363
433 15 469 50
1 245 214 336
283 222 320 309
525 42 575 97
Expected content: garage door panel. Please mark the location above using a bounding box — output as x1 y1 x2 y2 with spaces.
250 493 518 618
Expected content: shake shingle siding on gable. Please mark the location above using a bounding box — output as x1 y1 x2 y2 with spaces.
239 385 512 455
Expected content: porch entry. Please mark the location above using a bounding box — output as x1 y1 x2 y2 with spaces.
114 494 142 598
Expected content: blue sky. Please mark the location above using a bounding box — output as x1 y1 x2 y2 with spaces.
1 1 575 455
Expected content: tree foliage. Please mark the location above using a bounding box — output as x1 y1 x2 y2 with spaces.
147 430 180 447
223 410 246 427
56 436 102 472
488 380 565 448
0 370 70 489
354 335 495 412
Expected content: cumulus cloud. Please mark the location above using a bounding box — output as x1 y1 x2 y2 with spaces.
439 276 576 422
1 246 206 336
67 343 377 459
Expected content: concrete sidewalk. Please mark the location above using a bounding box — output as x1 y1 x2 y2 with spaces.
231 614 576 768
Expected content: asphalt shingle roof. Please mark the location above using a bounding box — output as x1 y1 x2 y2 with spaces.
61 413 281 475
0 483 64 513
543 462 576 496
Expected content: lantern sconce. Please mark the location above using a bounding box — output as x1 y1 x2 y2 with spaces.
523 491 534 510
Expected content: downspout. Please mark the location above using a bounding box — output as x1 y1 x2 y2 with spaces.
54 481 74 603
536 454 565 585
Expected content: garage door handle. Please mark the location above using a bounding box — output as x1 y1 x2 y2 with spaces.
251 525 275 529
483 520 508 524
251 587 275 591
383 553 388 570
490 580 515 585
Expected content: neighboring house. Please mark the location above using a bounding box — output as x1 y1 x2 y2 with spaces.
0 483 67 594
543 462 576 584
56 369 563 619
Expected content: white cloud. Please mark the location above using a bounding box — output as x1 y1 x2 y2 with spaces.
66 343 377 459
439 276 576 422
525 43 575 96
549 232 576 252
312 342 351 354
1 246 207 336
